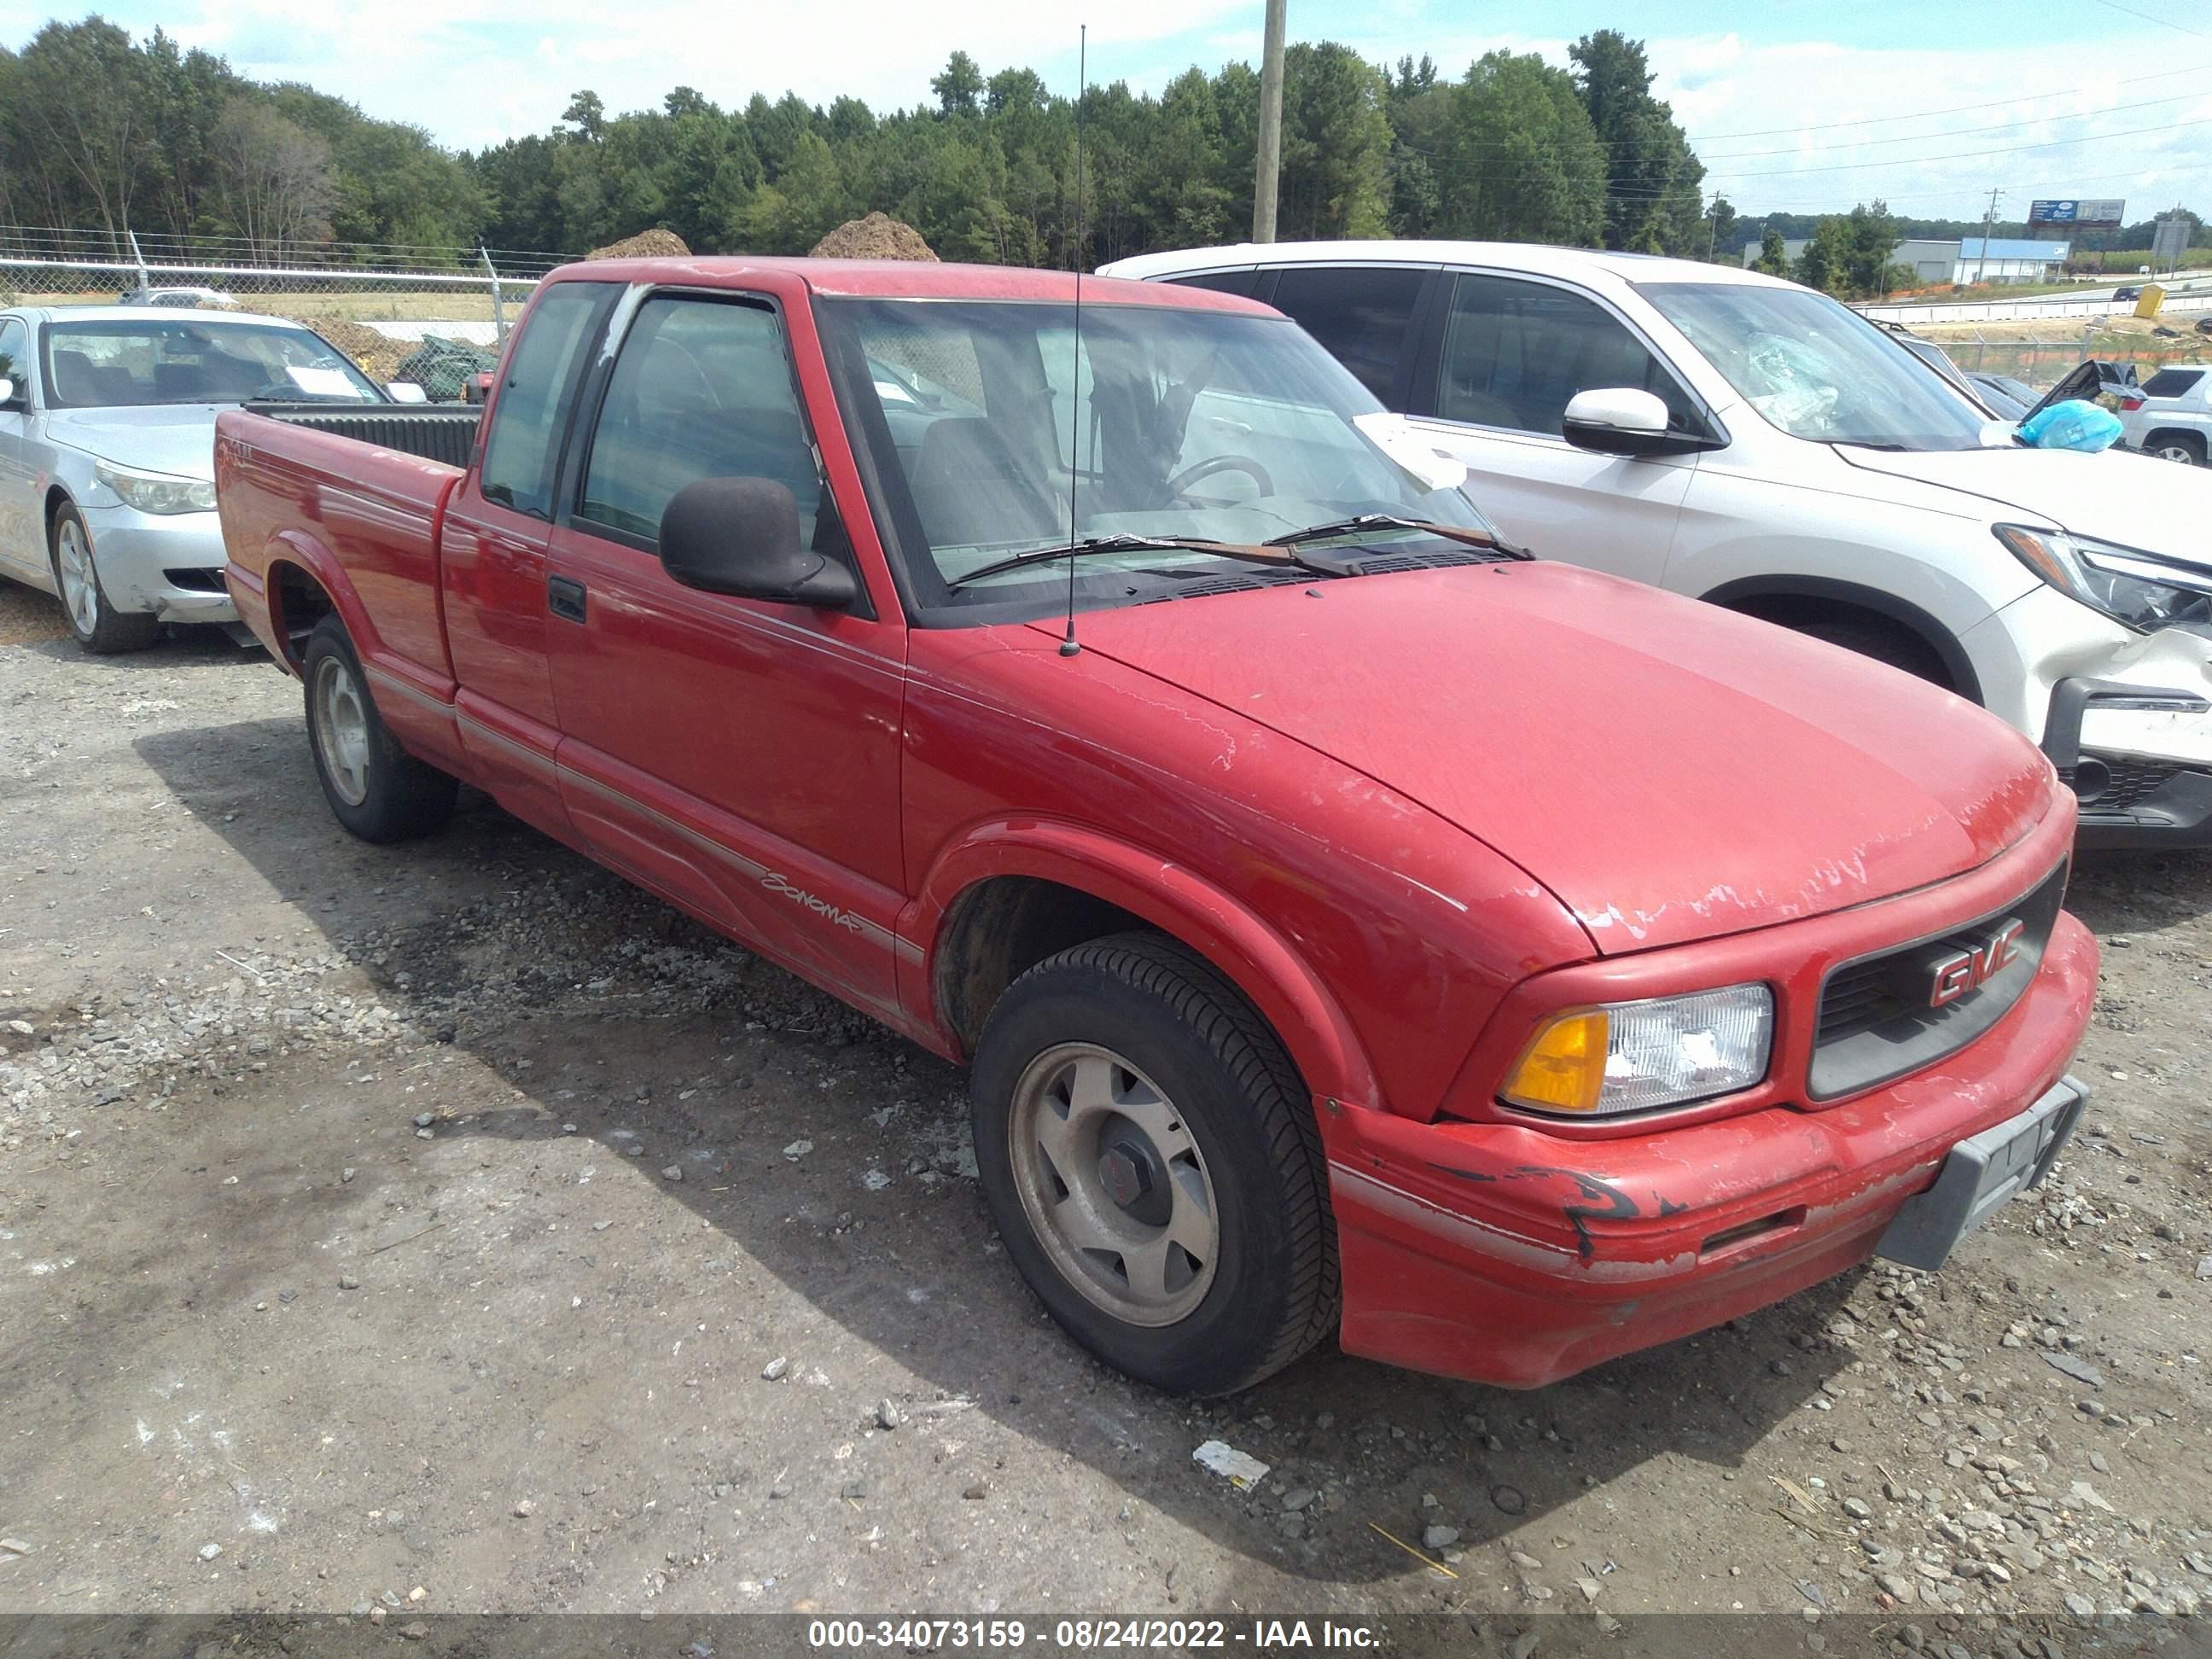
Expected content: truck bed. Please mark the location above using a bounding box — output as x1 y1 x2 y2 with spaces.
242 401 483 469
217 404 474 705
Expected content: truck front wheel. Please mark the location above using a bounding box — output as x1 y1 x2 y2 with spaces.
302 615 457 842
970 933 1338 1394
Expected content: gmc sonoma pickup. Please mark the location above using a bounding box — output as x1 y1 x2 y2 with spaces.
218 257 2095 1395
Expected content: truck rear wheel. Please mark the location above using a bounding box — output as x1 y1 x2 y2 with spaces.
302 615 457 842
970 933 1337 1394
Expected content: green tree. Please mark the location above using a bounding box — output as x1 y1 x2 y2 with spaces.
1275 43 1392 241
1702 195 1739 264
561 90 606 143
1435 50 1606 246
931 51 985 119
1569 29 1703 253
1753 228 1789 276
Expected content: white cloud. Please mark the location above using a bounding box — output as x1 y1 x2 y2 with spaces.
1647 33 2211 218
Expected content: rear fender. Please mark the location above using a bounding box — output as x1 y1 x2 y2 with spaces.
904 821 1381 1112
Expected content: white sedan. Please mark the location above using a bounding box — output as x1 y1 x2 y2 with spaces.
0 307 386 652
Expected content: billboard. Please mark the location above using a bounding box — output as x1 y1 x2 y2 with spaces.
2029 199 2126 230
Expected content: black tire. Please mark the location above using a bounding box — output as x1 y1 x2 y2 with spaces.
970 932 1338 1395
49 501 161 655
2145 431 2206 466
301 614 457 842
1792 618 1951 690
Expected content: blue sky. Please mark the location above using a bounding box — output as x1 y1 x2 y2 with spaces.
4 0 2206 225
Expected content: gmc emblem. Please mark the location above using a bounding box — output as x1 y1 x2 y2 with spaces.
1929 920 2026 1008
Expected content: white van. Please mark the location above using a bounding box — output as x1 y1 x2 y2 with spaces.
1100 241 2212 847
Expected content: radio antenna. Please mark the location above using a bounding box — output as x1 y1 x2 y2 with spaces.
1059 23 1088 658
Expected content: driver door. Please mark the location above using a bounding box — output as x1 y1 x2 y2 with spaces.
543 288 907 1017
1406 271 1705 585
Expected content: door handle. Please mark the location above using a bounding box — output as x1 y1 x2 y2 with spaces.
548 575 587 623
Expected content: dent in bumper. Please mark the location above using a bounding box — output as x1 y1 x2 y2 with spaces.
1324 912 2097 1388
76 504 236 624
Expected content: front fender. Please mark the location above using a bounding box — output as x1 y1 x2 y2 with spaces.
901 818 1382 1112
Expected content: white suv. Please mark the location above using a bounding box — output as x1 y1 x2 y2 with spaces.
2120 365 2209 467
1101 241 2212 847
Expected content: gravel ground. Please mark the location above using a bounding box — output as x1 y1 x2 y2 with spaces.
0 594 2207 1652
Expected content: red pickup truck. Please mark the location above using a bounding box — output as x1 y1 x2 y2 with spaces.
218 256 2095 1395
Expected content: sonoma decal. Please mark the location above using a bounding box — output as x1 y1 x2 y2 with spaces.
761 872 868 933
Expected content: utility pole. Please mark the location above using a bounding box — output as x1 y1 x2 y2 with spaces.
1253 0 1286 243
1976 185 2002 286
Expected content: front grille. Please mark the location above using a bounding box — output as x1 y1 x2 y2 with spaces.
162 568 228 593
1809 859 2069 1100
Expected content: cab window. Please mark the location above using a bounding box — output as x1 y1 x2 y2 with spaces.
577 294 829 551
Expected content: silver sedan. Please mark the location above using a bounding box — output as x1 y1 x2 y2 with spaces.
0 307 386 652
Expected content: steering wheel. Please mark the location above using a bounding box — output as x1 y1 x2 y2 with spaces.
1167 453 1273 498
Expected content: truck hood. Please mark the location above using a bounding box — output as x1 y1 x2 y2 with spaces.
43 405 222 481
1837 442 2212 561
1039 562 2055 954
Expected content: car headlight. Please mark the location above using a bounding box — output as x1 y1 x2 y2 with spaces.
1501 983 1773 1117
94 459 216 515
1995 524 2212 632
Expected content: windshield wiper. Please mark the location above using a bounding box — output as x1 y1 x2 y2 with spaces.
946 533 1346 590
1266 515 1532 558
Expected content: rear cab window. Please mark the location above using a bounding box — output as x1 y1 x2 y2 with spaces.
478 282 620 517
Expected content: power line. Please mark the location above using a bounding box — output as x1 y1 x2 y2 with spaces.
1684 56 2212 140
1695 90 2203 161
1703 114 2212 180
2093 0 2207 39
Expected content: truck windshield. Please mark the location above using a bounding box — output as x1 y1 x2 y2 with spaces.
818 298 1493 617
1637 282 1989 451
41 318 381 410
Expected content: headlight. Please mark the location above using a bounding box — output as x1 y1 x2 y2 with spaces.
1995 524 2212 632
1501 983 1773 1117
94 459 216 515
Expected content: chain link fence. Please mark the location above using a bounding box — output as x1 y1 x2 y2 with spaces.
0 226 568 379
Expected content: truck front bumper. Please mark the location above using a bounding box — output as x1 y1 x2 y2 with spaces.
77 503 237 626
1322 911 2097 1389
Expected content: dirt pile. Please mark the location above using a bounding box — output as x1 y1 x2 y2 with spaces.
811 212 938 261
296 316 411 382
585 228 692 261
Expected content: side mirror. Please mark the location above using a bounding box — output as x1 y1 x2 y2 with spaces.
0 377 21 411
386 381 428 404
1562 387 1710 457
659 477 857 608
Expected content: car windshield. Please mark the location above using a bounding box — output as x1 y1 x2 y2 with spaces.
1639 282 1990 451
818 298 1493 617
41 318 380 410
